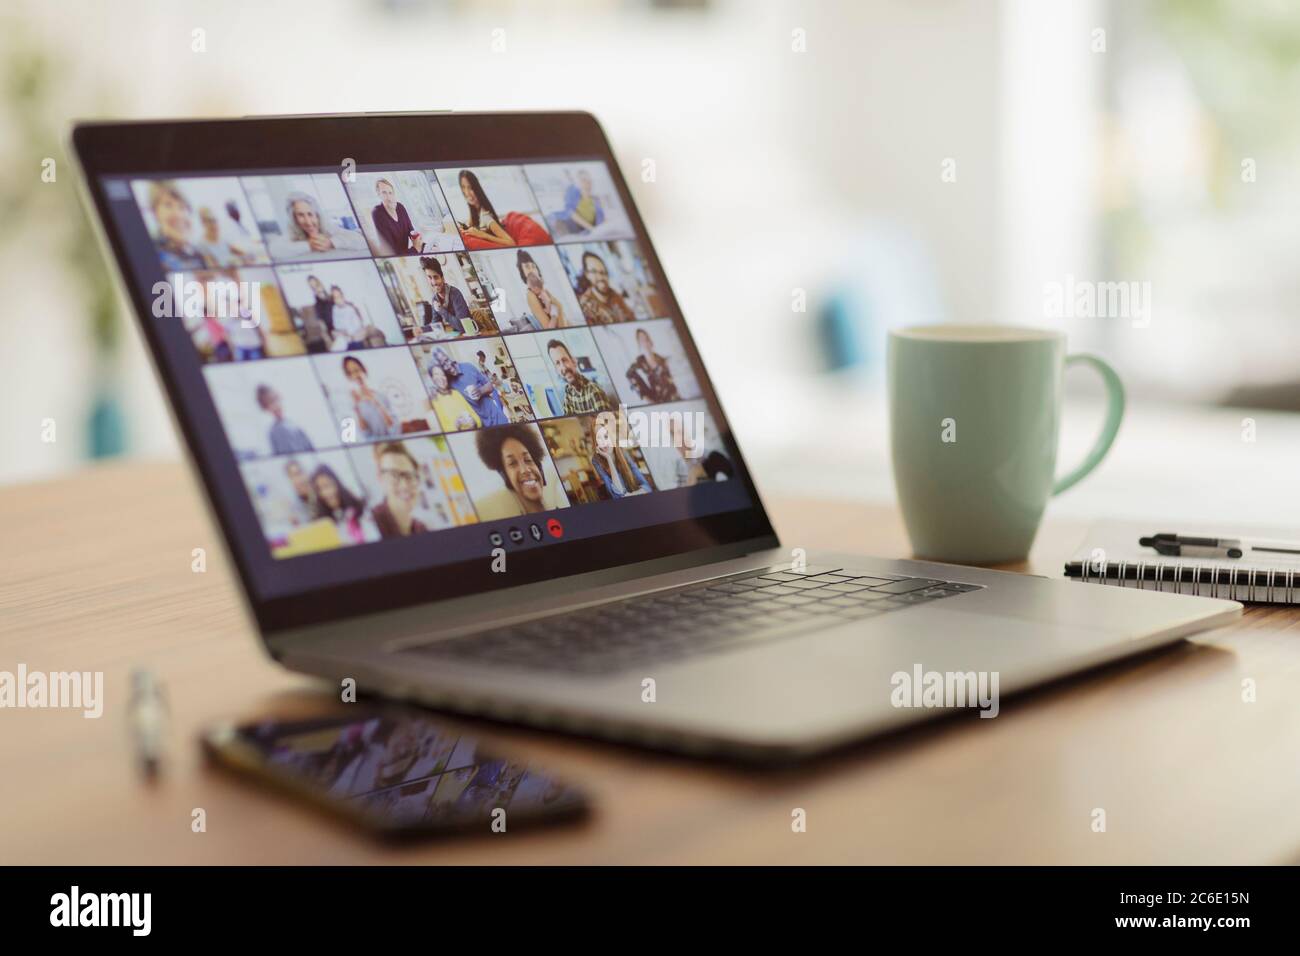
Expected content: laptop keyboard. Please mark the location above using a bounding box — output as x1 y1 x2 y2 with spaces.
402 565 984 677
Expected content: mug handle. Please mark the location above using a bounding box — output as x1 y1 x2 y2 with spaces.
1052 353 1125 495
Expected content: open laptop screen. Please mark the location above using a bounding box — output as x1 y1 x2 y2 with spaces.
76 114 773 629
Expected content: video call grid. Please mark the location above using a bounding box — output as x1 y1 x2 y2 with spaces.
133 160 726 558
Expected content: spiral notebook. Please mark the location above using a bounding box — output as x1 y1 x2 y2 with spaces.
1064 520 1300 604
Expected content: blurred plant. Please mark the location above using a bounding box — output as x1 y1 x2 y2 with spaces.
1151 0 1300 172
1 23 125 458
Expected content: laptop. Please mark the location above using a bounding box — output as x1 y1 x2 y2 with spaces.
73 111 1240 762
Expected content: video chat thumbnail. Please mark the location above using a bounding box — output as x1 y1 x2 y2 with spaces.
375 252 499 341
591 318 701 407
133 177 271 271
473 245 584 333
343 169 465 258
447 422 571 521
541 414 657 504
275 259 407 353
240 448 373 557
411 339 534 431
160 266 301 364
523 161 635 241
434 166 553 250
205 355 341 460
241 173 369 262
311 348 437 443
555 240 666 325
628 400 734 492
345 437 478 539
504 327 617 419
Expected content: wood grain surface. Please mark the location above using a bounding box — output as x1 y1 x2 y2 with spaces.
2 461 1297 864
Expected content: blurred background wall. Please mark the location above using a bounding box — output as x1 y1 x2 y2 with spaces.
3 0 1298 514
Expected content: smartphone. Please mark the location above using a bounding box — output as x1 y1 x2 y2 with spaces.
202 708 590 838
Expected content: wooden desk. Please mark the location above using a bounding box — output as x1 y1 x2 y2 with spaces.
2 461 1298 864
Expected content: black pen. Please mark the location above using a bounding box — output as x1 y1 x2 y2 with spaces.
1139 532 1300 560
1139 533 1245 559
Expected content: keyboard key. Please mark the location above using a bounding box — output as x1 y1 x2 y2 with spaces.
824 583 869 593
769 564 842 577
806 573 855 583
871 578 946 594
757 584 801 596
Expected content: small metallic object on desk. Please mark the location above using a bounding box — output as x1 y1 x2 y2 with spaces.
128 668 168 780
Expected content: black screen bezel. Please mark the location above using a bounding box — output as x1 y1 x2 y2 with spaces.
73 111 778 633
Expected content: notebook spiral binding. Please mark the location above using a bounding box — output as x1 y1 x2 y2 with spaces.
1078 560 1299 603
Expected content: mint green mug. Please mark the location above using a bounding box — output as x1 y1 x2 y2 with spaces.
887 325 1124 565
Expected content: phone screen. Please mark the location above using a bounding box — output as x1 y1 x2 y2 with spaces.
204 709 588 836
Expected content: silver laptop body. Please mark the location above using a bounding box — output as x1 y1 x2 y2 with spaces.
270 545 1238 762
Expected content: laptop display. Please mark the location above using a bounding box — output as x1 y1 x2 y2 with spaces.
78 115 771 626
